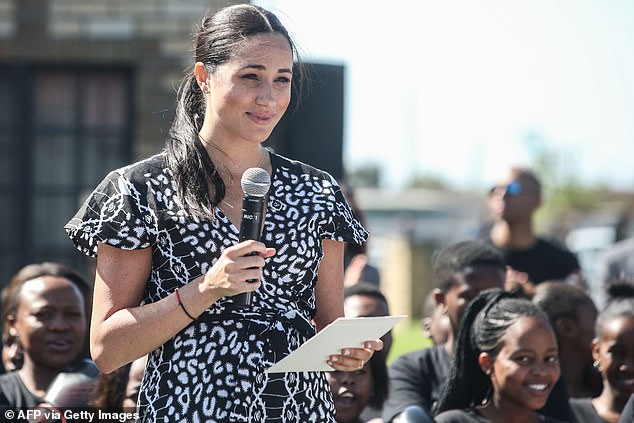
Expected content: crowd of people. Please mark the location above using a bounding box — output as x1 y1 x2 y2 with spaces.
1 3 633 423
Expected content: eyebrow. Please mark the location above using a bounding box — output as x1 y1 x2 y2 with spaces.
513 347 558 354
240 64 292 74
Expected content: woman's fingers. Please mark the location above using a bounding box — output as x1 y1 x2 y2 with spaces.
327 340 382 371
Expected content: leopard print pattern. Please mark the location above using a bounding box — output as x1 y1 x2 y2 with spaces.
66 151 368 422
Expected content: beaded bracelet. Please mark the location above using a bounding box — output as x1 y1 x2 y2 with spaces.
175 287 197 321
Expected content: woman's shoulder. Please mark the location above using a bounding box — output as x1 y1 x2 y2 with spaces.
0 371 42 407
270 150 334 182
569 397 600 421
435 408 487 423
0 370 21 386
110 152 168 180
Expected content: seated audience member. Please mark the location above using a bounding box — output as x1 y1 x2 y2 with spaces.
570 284 634 423
382 241 506 421
421 291 450 347
434 289 565 423
532 281 602 399
486 167 582 292
327 350 389 423
344 283 392 422
0 262 92 407
345 283 393 355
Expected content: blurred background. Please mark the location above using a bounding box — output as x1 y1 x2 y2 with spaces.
1 0 633 358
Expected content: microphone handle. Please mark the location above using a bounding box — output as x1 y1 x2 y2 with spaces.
235 196 265 306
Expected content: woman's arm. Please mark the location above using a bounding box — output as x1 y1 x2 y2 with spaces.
313 239 345 331
91 240 275 374
315 239 382 371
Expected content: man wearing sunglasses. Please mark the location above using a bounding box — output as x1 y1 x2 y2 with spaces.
487 167 583 296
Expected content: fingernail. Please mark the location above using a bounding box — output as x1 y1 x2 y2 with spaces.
365 343 374 349
330 356 339 362
343 350 351 356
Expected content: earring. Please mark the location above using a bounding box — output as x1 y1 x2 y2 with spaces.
593 360 602 372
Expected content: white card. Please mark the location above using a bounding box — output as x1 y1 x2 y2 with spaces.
266 315 406 373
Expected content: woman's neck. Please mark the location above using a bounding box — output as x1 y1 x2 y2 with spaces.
479 399 540 423
592 390 627 423
199 134 268 181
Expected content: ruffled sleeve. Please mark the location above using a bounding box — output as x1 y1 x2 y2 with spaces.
319 174 369 245
65 166 157 257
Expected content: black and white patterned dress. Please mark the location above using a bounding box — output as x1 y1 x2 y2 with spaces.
65 151 368 422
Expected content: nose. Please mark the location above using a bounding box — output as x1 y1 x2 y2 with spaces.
529 362 555 378
255 83 274 106
47 313 71 331
334 371 356 386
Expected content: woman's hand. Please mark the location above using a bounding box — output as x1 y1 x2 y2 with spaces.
201 240 276 299
327 339 384 371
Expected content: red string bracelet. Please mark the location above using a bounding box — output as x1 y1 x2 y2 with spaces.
175 287 197 321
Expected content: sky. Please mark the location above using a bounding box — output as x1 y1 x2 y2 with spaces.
253 0 634 191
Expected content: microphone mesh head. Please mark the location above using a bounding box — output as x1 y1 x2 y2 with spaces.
241 167 271 198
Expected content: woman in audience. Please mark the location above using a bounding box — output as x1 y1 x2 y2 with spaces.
327 350 389 423
434 289 566 423
0 262 90 407
570 284 634 423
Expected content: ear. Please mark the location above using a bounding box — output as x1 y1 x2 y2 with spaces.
478 352 494 375
432 288 447 314
194 62 210 94
591 337 600 362
6 314 18 338
421 317 432 338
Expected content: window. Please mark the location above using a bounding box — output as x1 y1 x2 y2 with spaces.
0 66 133 283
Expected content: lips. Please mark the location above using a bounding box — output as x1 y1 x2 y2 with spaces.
246 112 274 125
525 381 552 397
334 388 357 406
46 338 74 353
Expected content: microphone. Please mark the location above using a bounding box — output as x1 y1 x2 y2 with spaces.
234 167 271 306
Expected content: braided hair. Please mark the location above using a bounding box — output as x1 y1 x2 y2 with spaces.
435 288 553 414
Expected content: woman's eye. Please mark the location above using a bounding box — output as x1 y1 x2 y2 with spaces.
514 355 532 364
545 355 559 363
275 76 291 84
34 311 52 320
242 74 259 81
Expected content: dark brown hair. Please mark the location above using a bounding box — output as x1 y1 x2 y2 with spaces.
165 4 303 220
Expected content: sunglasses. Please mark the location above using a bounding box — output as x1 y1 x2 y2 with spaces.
489 181 522 197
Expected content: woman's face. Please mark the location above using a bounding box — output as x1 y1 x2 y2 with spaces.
10 276 86 373
593 316 634 402
205 33 293 145
326 364 374 423
481 316 560 412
